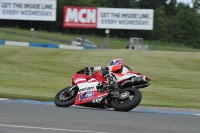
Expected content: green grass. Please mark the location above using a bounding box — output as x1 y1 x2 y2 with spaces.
1 27 200 52
0 45 200 109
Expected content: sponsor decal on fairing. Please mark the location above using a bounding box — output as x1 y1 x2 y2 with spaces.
79 91 94 100
77 82 99 93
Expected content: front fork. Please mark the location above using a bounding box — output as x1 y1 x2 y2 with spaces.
67 85 77 96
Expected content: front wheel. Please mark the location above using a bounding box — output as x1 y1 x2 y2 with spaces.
111 87 142 112
54 86 77 107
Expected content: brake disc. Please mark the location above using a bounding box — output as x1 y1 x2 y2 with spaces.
119 91 130 99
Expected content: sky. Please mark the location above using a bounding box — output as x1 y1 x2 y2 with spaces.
178 0 191 2
177 0 193 7
177 0 192 4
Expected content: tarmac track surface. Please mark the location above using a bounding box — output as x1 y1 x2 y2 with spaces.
0 100 200 133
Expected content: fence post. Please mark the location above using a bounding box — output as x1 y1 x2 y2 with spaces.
180 43 184 51
101 29 110 49
4 29 12 40
81 35 86 46
51 33 60 44
152 40 160 50
101 35 109 49
101 38 106 48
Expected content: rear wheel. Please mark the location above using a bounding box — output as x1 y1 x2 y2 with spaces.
111 87 142 112
54 86 77 107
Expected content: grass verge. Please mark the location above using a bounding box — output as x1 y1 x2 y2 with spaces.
0 45 200 109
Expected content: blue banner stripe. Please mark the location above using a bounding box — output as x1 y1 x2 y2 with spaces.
29 43 59 48
0 40 5 45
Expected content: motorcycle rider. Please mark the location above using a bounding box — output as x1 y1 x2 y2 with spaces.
85 58 132 87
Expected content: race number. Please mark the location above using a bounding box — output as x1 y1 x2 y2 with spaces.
92 97 103 103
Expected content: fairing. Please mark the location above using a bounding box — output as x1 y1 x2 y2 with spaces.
72 70 150 106
92 71 107 82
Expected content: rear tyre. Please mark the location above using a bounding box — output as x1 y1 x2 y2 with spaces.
111 87 142 112
54 86 77 107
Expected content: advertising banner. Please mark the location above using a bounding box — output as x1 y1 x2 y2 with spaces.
63 6 97 28
63 6 154 30
0 0 57 21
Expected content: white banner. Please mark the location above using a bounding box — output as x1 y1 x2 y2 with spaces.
0 0 57 21
63 7 154 30
97 8 154 30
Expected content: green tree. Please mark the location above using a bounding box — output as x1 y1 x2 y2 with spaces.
139 0 168 9
165 0 177 16
175 4 200 47
109 0 139 8
151 6 167 40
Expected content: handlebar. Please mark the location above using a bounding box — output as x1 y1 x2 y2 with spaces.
76 67 92 75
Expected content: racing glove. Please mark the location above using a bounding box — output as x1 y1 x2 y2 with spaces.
101 66 116 85
84 66 94 75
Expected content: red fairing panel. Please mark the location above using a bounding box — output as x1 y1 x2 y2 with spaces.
92 71 106 82
72 73 93 85
74 81 108 105
72 74 108 105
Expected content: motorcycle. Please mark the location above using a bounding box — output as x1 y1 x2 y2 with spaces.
54 67 150 112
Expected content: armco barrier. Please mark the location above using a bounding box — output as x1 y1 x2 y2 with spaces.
83 46 101 50
29 43 59 48
0 40 102 50
59 44 83 50
0 40 88 50
0 40 101 50
5 41 29 46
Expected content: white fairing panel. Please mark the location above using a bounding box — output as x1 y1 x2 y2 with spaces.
114 73 138 82
77 82 99 94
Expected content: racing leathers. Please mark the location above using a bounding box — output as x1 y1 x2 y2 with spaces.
84 65 131 93
86 65 132 85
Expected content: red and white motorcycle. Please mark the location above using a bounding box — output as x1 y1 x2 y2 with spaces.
54 67 150 112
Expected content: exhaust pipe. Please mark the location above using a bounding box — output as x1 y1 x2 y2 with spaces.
132 76 149 83
131 76 150 88
120 76 150 89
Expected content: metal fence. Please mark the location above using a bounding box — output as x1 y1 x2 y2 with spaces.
0 28 199 51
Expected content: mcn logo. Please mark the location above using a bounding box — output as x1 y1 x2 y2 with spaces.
63 6 97 28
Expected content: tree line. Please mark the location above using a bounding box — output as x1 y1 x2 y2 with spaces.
1 0 200 48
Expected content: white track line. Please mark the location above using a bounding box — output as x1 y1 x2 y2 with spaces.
0 124 109 133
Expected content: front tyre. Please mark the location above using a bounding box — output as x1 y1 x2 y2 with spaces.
111 87 142 112
54 86 77 107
